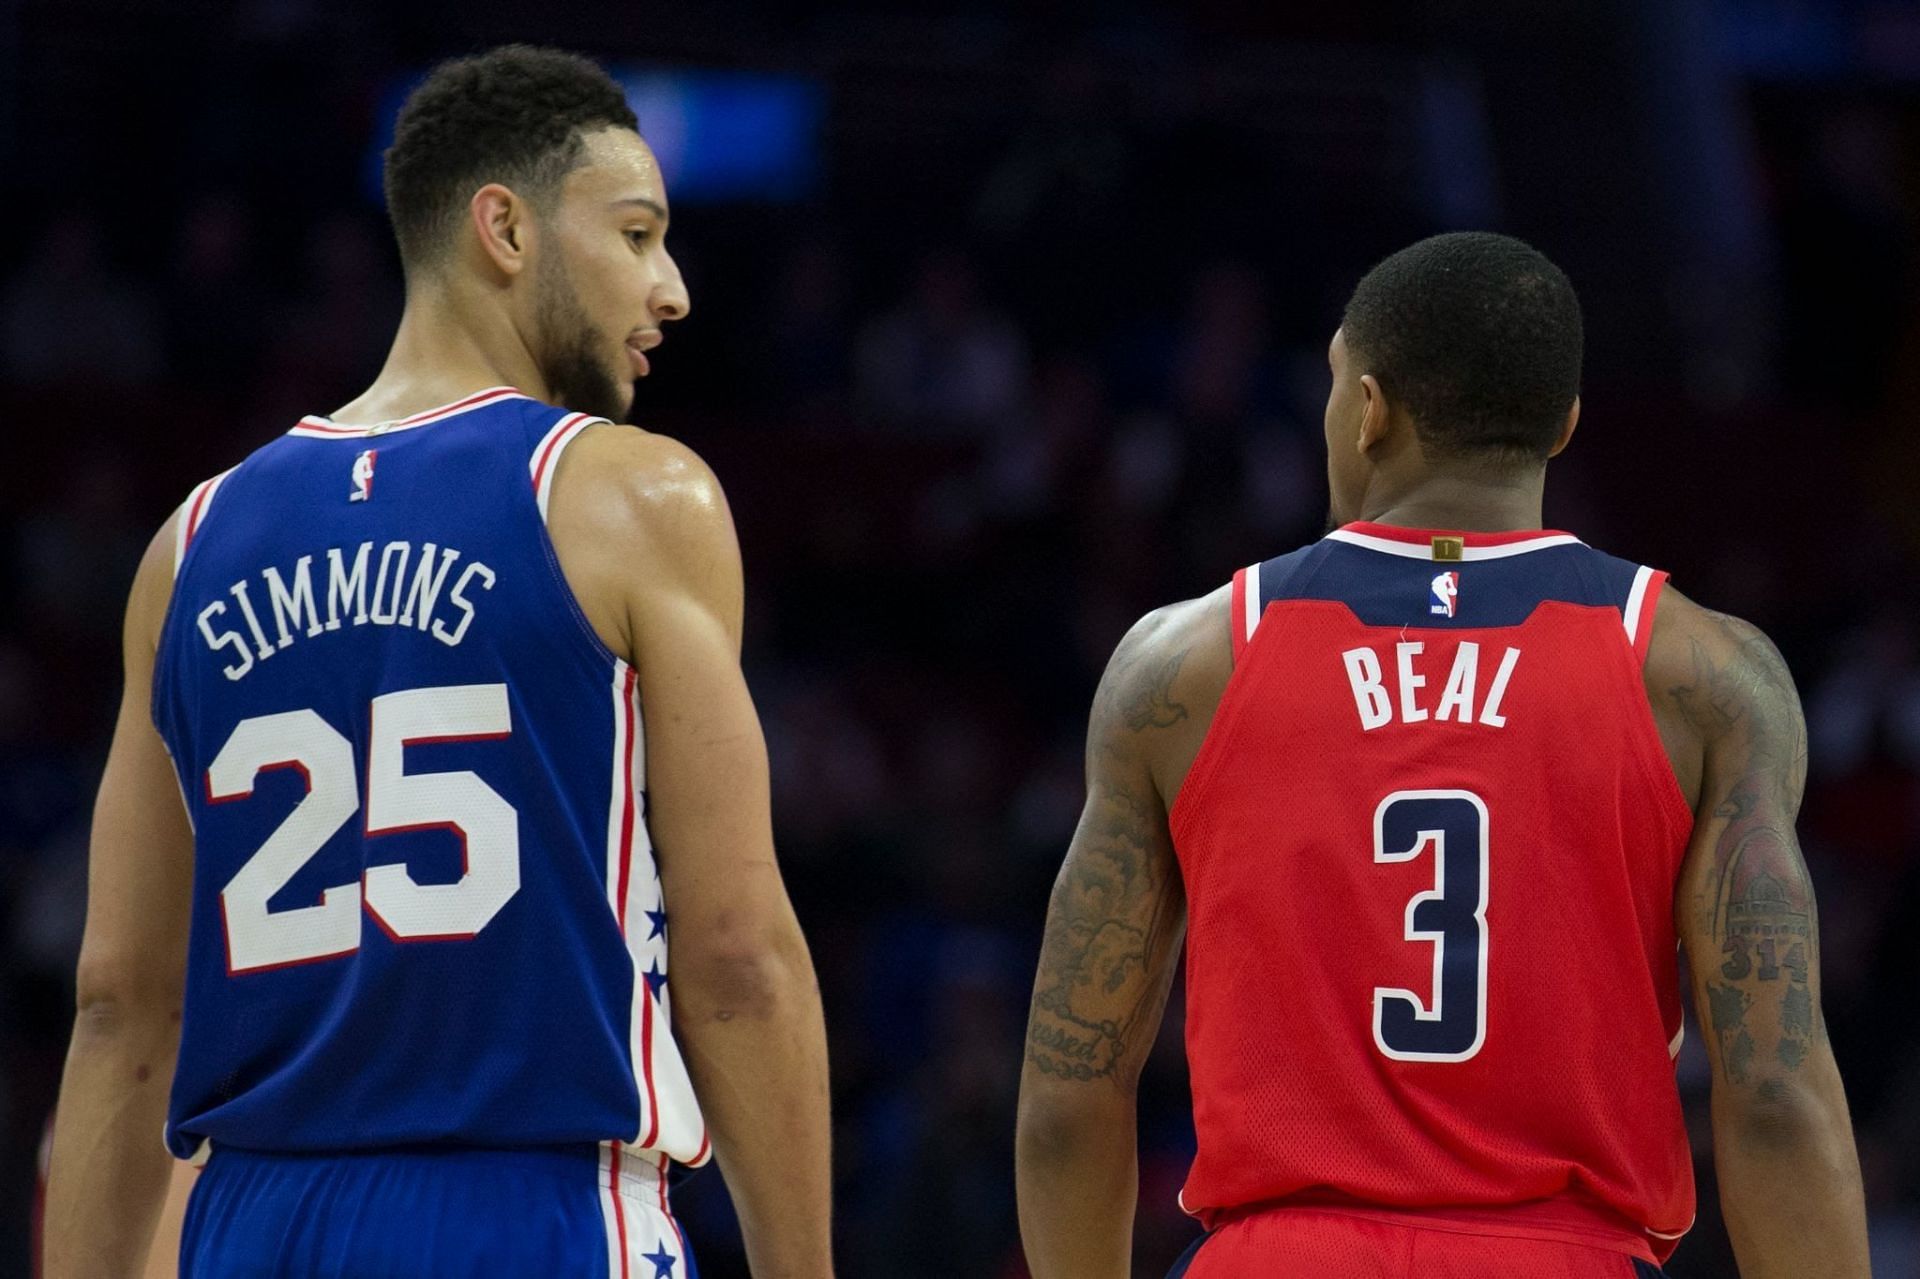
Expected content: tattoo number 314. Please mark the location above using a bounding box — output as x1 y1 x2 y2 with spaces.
1723 935 1807 984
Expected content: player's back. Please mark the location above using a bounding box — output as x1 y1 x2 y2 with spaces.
1171 521 1694 1263
152 389 707 1171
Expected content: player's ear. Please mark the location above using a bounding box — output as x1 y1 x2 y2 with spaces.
1356 373 1392 456
468 183 530 279
1546 396 1580 460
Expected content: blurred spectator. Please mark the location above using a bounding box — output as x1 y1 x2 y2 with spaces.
252 211 402 424
1169 261 1279 427
2 213 162 387
757 239 855 417
1810 607 1920 777
854 251 1029 436
166 192 270 386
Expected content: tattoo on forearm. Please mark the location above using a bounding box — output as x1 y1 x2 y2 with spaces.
1026 626 1192 1086
1025 779 1180 1084
1671 611 1822 1085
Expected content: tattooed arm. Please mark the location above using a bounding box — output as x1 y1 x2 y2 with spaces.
1016 593 1229 1279
1651 591 1869 1278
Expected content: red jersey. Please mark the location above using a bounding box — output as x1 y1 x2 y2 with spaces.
1169 522 1695 1262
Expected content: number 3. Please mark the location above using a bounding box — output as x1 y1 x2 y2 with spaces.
206 684 520 974
1372 790 1489 1062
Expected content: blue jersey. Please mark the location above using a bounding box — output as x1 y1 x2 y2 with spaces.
152 388 709 1182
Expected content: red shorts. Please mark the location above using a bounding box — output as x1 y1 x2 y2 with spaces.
1170 1207 1668 1279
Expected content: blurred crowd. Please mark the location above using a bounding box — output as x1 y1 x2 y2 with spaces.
4 3 1920 1277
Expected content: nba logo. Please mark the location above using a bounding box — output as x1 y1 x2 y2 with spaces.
1430 571 1459 618
350 449 377 502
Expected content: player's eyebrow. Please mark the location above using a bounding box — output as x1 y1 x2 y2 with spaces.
611 197 668 219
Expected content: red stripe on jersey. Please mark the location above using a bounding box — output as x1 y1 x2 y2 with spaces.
659 1152 691 1260
391 386 516 427
615 664 638 932
615 662 663 1149
184 479 216 548
296 388 524 437
531 414 587 496
639 977 661 1149
608 1145 631 1279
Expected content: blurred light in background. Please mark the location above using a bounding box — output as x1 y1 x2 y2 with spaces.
364 68 824 207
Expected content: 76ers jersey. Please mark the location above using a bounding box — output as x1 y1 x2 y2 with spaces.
1170 522 1694 1260
151 389 709 1176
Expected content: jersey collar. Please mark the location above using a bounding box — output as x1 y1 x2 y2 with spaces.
289 387 530 439
1326 521 1585 562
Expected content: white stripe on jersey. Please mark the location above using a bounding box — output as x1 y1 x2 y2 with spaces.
596 1146 690 1279
1623 564 1656 644
1324 528 1586 560
175 467 239 571
530 413 602 522
1243 561 1263 643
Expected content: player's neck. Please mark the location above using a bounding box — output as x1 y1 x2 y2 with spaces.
1356 468 1548 534
333 287 553 422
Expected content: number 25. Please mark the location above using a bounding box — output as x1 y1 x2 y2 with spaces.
207 683 520 974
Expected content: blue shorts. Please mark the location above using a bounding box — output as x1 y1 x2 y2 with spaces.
181 1144 697 1278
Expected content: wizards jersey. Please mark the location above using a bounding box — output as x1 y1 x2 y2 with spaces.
151 389 710 1189
1170 522 1695 1261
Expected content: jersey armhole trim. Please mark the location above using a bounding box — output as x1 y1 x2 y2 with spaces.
174 467 238 571
1230 562 1261 662
1623 566 1668 667
1168 585 1276 838
530 413 608 523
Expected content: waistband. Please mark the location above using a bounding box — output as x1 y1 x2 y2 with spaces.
200 1142 670 1194
1208 1195 1660 1263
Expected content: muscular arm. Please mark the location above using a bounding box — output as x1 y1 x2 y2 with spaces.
1016 594 1228 1279
550 429 832 1278
44 521 195 1279
1652 594 1869 1278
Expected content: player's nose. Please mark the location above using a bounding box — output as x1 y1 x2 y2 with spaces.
652 251 690 324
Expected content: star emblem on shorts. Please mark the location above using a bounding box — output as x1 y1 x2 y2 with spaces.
644 904 668 941
641 1241 676 1277
643 960 668 1000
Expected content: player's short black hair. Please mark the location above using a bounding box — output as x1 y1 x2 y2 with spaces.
1341 231 1583 467
383 45 639 270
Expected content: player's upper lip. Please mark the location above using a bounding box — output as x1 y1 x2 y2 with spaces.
628 330 663 353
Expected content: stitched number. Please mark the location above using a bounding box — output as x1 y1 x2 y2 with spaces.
209 684 519 974
210 709 362 973
362 684 519 942
1372 790 1489 1061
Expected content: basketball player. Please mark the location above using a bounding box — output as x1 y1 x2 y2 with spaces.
43 46 833 1278
1016 233 1870 1276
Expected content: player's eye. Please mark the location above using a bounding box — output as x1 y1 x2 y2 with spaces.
625 228 653 249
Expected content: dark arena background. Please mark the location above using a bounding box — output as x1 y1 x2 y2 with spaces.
3 1 1919 1275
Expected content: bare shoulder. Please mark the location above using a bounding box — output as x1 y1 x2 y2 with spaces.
1643 586 1805 812
126 511 182 655
551 423 737 563
544 425 744 662
1091 584 1234 802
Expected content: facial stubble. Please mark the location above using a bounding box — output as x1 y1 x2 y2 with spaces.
534 245 633 423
